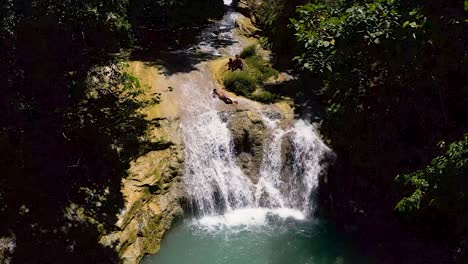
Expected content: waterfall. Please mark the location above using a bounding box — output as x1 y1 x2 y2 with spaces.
286 120 331 213
182 110 255 214
181 108 332 221
254 119 331 214
173 9 332 226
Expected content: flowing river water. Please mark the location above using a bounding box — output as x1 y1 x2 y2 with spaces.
143 3 374 264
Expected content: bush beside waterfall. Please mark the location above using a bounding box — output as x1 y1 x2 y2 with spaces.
239 45 257 59
223 45 279 103
224 71 257 96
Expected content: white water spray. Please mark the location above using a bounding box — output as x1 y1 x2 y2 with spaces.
174 11 332 229
182 109 255 214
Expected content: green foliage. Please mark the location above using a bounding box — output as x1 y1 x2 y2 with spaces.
252 0 466 256
0 0 15 40
291 0 426 74
240 45 257 59
34 0 131 50
256 0 285 32
122 72 141 90
395 134 468 218
249 90 278 103
288 0 462 172
223 71 256 96
288 0 466 246
259 36 270 49
223 55 279 102
0 0 209 259
254 0 302 52
245 56 278 81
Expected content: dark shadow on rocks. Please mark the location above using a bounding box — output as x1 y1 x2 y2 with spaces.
131 48 219 75
262 76 325 122
0 61 171 263
0 0 231 262
130 14 239 75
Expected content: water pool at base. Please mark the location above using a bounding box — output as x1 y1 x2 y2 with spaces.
142 212 374 264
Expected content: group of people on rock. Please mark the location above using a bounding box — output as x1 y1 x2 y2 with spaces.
212 55 244 105
227 55 243 71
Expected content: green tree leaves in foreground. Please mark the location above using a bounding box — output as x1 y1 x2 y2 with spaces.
291 0 426 74
283 0 466 257
396 135 468 219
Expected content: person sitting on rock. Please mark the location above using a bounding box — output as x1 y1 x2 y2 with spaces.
232 55 243 71
226 58 234 71
212 89 238 104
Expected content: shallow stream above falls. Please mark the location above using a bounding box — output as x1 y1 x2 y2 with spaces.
141 3 375 264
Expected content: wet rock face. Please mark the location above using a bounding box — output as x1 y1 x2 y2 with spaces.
95 58 188 264
0 237 15 264
99 143 186 264
227 111 267 184
280 136 294 185
226 109 298 185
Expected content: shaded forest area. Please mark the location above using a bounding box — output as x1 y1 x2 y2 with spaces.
0 0 223 263
248 0 467 262
1 0 467 263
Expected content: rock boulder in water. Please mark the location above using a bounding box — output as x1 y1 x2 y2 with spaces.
227 110 267 184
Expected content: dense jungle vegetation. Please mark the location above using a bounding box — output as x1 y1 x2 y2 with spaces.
0 0 223 262
249 0 466 262
1 0 466 262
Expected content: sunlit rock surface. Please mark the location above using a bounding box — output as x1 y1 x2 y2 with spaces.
99 62 186 264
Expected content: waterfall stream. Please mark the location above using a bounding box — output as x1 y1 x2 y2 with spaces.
142 4 373 264
174 9 331 226
182 108 331 226
182 109 255 215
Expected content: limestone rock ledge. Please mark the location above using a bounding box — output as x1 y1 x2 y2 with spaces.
0 236 15 264
99 126 185 264
99 61 186 264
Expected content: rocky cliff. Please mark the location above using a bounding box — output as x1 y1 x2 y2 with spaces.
97 12 298 263
97 61 187 264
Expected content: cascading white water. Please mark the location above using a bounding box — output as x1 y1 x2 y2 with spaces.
254 119 331 214
178 82 332 219
142 8 373 264
254 127 288 209
182 111 332 226
182 109 255 214
173 8 332 227
286 120 331 213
